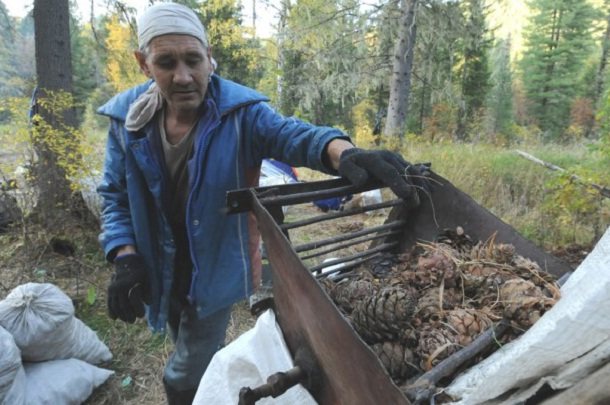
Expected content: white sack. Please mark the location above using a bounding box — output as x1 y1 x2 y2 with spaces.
24 359 113 405
3 367 26 405
446 227 610 404
361 189 382 206
319 258 343 280
194 310 317 405
0 326 25 405
0 283 112 364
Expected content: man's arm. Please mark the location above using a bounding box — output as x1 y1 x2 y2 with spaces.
97 121 147 323
324 138 355 170
97 120 137 261
115 245 137 257
245 102 427 205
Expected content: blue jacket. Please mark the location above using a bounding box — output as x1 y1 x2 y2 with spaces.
97 76 348 331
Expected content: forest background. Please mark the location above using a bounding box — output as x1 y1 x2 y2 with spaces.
1 0 609 244
0 1 609 402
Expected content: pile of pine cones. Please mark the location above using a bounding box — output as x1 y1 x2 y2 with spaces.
319 228 561 385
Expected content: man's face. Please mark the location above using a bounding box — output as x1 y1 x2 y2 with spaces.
136 34 213 117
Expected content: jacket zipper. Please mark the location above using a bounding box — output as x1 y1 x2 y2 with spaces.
186 101 221 305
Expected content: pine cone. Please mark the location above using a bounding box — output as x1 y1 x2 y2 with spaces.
414 287 443 322
372 341 419 382
383 275 408 289
513 256 561 299
460 265 497 294
352 286 418 343
470 242 516 264
476 271 522 307
413 287 456 317
446 308 493 346
493 243 516 264
435 227 474 253
412 249 459 288
333 278 377 314
416 324 459 371
399 327 418 348
500 278 556 328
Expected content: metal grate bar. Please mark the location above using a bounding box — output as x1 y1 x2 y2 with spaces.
293 220 406 253
308 242 398 274
259 184 357 207
299 230 401 261
281 199 404 231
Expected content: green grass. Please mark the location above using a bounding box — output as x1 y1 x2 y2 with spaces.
401 140 610 247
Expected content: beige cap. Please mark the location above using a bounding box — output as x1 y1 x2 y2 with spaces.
137 3 208 50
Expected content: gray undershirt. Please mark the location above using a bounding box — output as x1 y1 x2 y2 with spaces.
158 109 197 301
159 109 197 182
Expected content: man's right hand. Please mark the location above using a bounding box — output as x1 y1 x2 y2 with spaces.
107 253 148 323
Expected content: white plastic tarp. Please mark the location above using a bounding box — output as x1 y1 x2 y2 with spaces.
446 227 610 404
194 310 317 405
259 160 298 187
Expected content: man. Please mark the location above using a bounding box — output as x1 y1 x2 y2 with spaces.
97 3 424 404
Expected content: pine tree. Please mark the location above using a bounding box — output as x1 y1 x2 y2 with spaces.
455 0 492 140
0 1 35 103
486 37 514 140
277 0 366 127
520 0 599 140
366 0 400 129
409 0 463 136
33 0 83 228
71 17 104 124
196 0 262 88
0 1 18 101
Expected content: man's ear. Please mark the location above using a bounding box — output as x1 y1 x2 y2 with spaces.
134 50 151 77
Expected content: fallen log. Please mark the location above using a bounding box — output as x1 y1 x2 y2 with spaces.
515 149 610 199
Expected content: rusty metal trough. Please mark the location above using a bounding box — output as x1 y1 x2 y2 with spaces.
226 172 573 405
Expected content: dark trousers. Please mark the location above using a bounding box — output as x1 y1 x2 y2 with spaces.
163 295 232 393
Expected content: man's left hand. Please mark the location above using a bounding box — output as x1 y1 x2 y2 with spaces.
107 253 149 323
338 148 430 207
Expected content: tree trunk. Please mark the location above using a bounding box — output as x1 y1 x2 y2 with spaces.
252 0 256 35
33 0 80 228
589 7 610 137
384 0 418 140
277 0 290 114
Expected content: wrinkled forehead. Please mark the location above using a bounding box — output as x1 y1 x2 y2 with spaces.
137 3 207 50
146 34 208 55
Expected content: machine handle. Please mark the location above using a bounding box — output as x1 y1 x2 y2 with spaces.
238 366 305 405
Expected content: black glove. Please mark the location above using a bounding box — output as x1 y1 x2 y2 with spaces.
338 148 430 207
107 253 148 323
